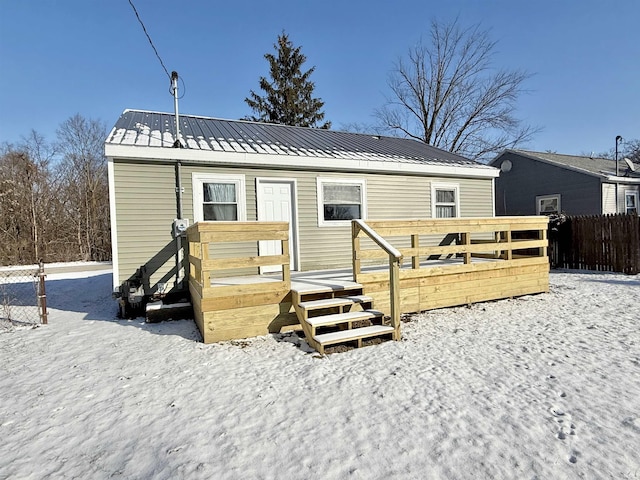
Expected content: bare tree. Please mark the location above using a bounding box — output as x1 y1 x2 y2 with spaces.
592 138 640 164
0 116 112 266
376 19 538 161
56 114 110 261
0 134 56 265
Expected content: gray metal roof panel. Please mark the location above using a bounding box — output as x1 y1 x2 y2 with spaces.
106 109 492 169
506 149 640 178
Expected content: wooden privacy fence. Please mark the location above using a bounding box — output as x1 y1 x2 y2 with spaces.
549 214 640 274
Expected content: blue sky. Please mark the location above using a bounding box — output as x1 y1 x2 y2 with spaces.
1 0 638 157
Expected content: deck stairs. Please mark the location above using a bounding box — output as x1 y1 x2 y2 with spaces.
292 282 396 355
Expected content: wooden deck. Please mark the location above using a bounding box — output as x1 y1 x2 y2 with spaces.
186 217 549 348
352 217 549 316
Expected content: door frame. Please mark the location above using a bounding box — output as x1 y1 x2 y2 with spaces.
256 177 300 272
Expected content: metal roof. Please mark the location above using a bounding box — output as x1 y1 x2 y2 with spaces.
500 150 640 179
106 109 491 169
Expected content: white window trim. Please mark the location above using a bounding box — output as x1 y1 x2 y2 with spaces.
431 182 460 218
316 177 367 227
192 173 246 222
625 190 639 215
536 194 561 215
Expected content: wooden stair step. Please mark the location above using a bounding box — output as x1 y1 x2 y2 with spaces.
313 325 395 346
306 309 383 328
293 284 363 296
299 295 372 311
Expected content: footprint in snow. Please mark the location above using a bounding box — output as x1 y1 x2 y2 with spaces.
622 417 640 434
550 405 577 441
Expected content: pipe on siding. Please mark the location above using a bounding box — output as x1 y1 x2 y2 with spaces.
174 160 184 290
172 71 186 290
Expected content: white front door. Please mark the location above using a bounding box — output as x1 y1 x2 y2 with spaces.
257 180 298 273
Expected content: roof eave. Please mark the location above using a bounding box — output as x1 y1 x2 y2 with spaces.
497 150 612 179
105 144 500 179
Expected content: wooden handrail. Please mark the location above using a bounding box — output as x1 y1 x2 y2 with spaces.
352 219 402 340
352 220 403 260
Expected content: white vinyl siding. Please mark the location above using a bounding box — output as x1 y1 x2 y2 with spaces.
602 184 617 214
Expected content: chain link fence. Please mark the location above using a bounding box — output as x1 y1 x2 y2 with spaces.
0 263 47 332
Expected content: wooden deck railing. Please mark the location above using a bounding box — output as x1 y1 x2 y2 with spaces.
353 217 549 272
352 219 403 339
352 216 549 318
185 221 293 343
186 221 291 299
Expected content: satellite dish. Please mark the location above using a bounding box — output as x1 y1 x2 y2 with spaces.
624 157 636 172
500 160 512 173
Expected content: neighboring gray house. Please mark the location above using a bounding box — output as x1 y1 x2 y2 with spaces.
490 150 640 217
105 109 499 296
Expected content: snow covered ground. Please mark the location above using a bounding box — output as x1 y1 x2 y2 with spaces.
1 267 639 479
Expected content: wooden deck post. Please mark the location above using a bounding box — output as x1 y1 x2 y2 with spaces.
201 242 210 286
282 239 291 284
389 256 400 340
503 230 512 261
461 232 471 264
411 234 420 269
540 228 548 259
352 222 361 281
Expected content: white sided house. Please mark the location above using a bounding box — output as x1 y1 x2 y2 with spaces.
106 110 499 297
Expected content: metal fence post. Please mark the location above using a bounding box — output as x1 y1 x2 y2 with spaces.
38 260 48 325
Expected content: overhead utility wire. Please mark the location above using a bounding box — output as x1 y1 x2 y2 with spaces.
127 0 171 80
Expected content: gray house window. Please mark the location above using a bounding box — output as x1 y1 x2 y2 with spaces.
536 194 561 215
625 191 639 215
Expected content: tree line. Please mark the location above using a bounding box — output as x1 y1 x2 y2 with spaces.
0 114 110 266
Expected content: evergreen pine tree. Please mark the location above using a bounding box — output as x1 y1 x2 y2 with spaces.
245 32 330 129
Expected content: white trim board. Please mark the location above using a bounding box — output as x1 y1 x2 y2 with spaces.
107 157 120 292
105 144 499 179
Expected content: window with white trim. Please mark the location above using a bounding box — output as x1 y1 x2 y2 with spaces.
192 173 246 222
536 194 561 215
625 191 639 215
317 178 366 226
431 183 459 218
